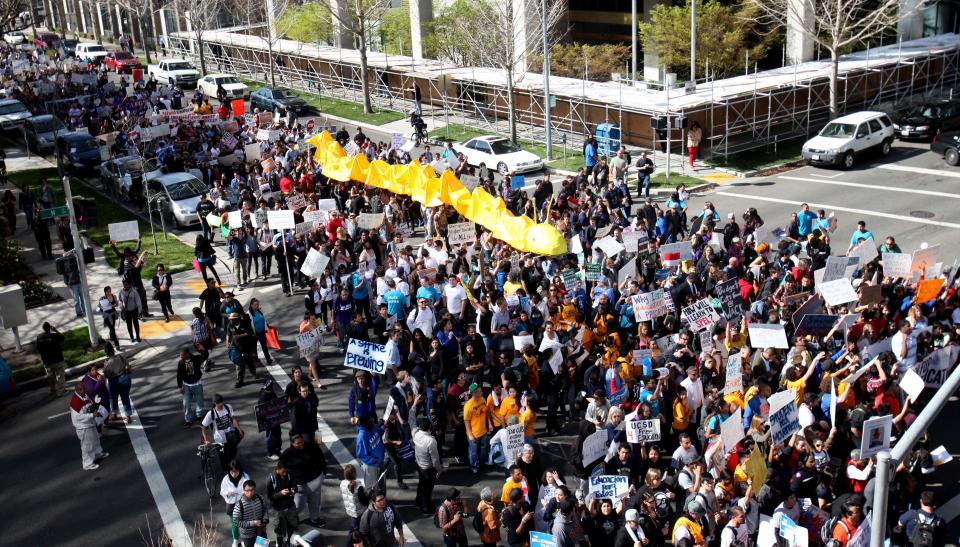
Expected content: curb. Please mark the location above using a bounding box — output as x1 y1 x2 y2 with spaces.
706 159 805 178
15 355 109 393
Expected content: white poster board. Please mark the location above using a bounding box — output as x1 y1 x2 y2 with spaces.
882 252 912 278
299 248 331 277
768 389 800 445
818 278 859 306
632 290 668 322
447 222 477 245
747 324 790 349
626 419 661 443
107 220 140 242
721 409 745 453
344 338 390 374
581 429 608 466
588 475 629 499
244 142 261 162
357 212 385 230
860 415 893 459
266 210 295 230
681 299 720 331
594 236 625 257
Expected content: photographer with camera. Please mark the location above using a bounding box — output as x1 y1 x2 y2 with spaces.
69 381 109 470
435 488 467 547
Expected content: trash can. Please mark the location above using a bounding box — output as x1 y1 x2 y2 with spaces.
596 123 621 158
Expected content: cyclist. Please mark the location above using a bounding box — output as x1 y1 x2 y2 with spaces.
202 394 245 470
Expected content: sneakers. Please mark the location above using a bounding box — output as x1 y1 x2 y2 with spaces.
97 452 110 461
268 454 280 461
83 464 99 470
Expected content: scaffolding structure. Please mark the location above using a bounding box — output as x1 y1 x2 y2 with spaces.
163 30 960 160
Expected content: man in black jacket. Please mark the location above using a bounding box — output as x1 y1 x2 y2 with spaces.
36 322 66 396
280 434 327 528
289 382 319 441
176 347 204 426
266 461 299 545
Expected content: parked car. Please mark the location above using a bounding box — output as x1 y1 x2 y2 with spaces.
147 59 200 89
801 111 895 169
452 135 544 175
33 32 59 49
58 38 78 57
0 99 32 130
55 131 102 172
147 171 206 228
23 114 66 153
892 99 960 140
930 130 960 166
99 155 148 200
75 42 110 64
198 74 249 101
250 87 307 114
3 31 25 45
104 50 142 73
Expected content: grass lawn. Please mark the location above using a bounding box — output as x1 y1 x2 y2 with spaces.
433 124 587 172
238 77 405 126
12 325 107 383
11 168 196 280
650 174 704 188
705 138 805 172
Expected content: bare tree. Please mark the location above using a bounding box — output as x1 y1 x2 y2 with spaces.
113 0 156 63
313 0 393 114
439 0 566 143
139 510 220 547
171 0 224 75
0 0 34 34
234 0 299 87
747 0 930 117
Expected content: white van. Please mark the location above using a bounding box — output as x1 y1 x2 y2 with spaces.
801 111 895 169
74 42 110 63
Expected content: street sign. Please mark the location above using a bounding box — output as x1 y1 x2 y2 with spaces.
40 205 69 219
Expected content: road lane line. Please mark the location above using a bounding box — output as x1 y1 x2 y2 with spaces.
47 410 70 420
939 491 960 523
263 362 424 546
779 175 960 199
872 164 960 179
714 192 960 229
809 172 843 179
125 402 194 547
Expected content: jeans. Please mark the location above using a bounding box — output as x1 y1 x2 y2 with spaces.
294 473 324 521
260 248 273 276
69 284 85 317
182 383 204 422
468 435 488 472
108 374 132 416
638 173 651 198
415 467 437 511
102 310 119 346
265 426 281 457
335 320 349 349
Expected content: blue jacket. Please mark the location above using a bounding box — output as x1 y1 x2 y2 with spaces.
355 425 384 466
348 377 378 419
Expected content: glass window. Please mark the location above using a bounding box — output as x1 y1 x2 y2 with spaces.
868 119 883 133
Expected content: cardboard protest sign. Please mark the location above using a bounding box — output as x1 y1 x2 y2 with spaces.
681 299 719 331
460 174 480 191
882 252 912 278
854 237 879 265
915 278 945 304
357 213 385 230
715 279 745 319
299 248 330 277
581 429 608 466
108 220 139 242
768 389 800 445
659 241 694 267
632 290 667 321
594 236 625 257
266 210 295 230
626 419 661 443
794 314 839 338
588 475 629 499
285 193 307 211
724 355 743 395
823 256 849 283
860 415 893 459
447 222 476 245
721 409 745 453
244 142 261 162
633 348 653 367
255 397 290 432
228 210 243 229
858 284 884 306
513 335 535 351
818 278 859 307
899 368 925 403
504 423 525 453
911 244 941 275
748 324 789 349
344 338 390 374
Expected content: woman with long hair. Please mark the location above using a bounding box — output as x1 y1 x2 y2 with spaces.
194 234 221 285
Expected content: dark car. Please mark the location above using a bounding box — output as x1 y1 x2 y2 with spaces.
56 131 102 172
250 87 307 114
24 114 66 153
930 130 960 166
33 32 59 49
58 38 78 58
892 99 960 140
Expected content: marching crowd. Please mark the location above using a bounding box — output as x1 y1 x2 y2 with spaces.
3 39 955 547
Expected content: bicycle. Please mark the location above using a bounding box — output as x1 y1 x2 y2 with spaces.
197 443 224 498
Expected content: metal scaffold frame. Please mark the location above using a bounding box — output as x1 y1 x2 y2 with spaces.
163 30 960 161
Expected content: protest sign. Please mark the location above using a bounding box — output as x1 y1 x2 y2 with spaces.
622 232 644 254
915 278 945 304
899 368 925 403
860 415 893 459
721 409 745 453
585 263 603 282
255 397 290 432
768 389 800 445
581 429 608 466
626 419 661 443
513 335 535 351
391 132 405 150
794 314 839 338
633 348 653 368
447 222 476 245
296 327 323 357
594 236 625 257
299 248 330 277
912 244 941 274
589 475 630 500
790 295 824 325
266 210 295 230
913 345 960 388
108 220 139 242
858 284 884 306
818 278 859 306
823 256 849 283
681 299 720 331
510 174 525 189
854 237 879 265
882 252 912 278
659 241 694 267
357 213 385 230
530 532 557 547
244 142 261 162
295 221 315 236
227 210 243 230
285 193 307 211
316 199 337 211
725 355 743 395
344 338 390 374
504 423 525 453
539 336 564 352
618 259 636 285
748 324 789 349
561 269 579 290
715 279 745 319
632 290 668 322
830 378 837 428
460 174 480 191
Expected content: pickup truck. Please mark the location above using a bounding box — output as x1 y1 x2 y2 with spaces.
147 59 200 90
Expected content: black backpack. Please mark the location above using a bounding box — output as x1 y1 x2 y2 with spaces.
819 514 848 547
910 512 941 547
472 506 486 535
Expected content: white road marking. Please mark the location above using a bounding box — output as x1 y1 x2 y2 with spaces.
714 192 960 229
939 491 960 523
873 163 960 179
808 172 843 179
47 410 70 420
264 363 424 546
125 403 194 547
779 175 960 199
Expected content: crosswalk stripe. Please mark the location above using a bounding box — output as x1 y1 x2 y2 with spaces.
778 175 960 199
872 163 960 179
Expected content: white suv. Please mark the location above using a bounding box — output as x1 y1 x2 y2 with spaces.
802 111 895 169
74 42 110 63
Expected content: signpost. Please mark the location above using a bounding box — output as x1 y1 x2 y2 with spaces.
39 205 69 219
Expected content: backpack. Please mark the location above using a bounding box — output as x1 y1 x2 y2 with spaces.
819 514 848 547
472 505 486 535
910 512 940 547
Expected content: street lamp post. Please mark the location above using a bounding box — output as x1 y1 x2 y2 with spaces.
62 176 99 349
542 0 552 160
690 0 697 87
631 0 637 82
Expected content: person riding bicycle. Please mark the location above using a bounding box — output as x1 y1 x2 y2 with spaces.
201 394 245 470
410 111 427 138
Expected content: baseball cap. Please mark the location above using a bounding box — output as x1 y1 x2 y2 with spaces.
469 383 480 394
624 509 639 522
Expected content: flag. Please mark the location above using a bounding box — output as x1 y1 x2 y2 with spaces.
662 251 681 267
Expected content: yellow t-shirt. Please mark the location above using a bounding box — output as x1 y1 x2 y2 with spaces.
499 396 520 423
503 280 522 296
501 478 525 502
673 399 691 431
520 407 536 437
785 378 807 405
463 397 489 438
487 393 505 429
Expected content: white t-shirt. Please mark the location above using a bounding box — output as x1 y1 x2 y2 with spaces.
891 331 917 371
444 283 467 315
202 404 236 444
720 522 748 547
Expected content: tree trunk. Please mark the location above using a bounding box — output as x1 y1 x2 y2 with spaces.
91 1 103 44
268 36 276 87
357 16 372 114
198 35 207 75
506 71 517 143
829 49 839 119
137 15 152 64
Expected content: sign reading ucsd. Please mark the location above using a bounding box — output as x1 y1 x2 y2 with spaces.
344 338 390 374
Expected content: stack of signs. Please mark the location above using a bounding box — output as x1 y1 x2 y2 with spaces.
747 324 789 349
447 222 477 245
300 248 330 277
768 389 800 445
632 291 668 322
296 327 323 357
357 213 385 230
344 338 390 374
585 263 603 282
715 279 745 319
588 475 629 500
681 299 720 332
724 355 743 394
561 269 579 290
626 419 661 443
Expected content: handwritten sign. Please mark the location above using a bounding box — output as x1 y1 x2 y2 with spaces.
296 327 323 357
681 299 719 331
724 355 743 395
357 212 385 230
108 220 139 242
581 429 608 466
632 290 668 321
505 423 525 453
344 338 390 374
594 236 625 257
626 419 661 443
299 248 330 277
447 222 476 245
588 475 629 499
818 278 859 306
721 409 745 453
266 210 295 230
882 252 912 278
747 323 789 349
715 279 745 319
285 193 307 211
255 397 290 432
768 389 800 445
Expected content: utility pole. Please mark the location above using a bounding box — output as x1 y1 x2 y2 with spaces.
542 0 552 160
62 176 99 349
690 0 697 87
631 0 637 82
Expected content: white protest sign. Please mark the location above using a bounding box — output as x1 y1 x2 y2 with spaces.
618 260 637 285
725 355 743 395
912 244 941 274
899 368 925 403
860 415 893 459
285 193 307 211
588 475 630 499
302 210 327 225
382 396 396 421
299 248 331 277
594 236 625 257
823 256 849 283
681 299 720 331
296 327 323 357
626 419 661 443
882 252 912 278
107 220 139 242
539 336 563 352
581 429 608 466
344 338 390 374
768 389 800 445
391 132 404 150
659 241 694 266
632 290 668 321
513 335 535 351
818 278 859 306
244 142 261 162
266 210 295 230
569 235 583 254
854 237 879 265
913 345 960 388
447 222 477 245
747 324 790 349
316 199 338 211
228 210 243 229
357 212 385 230
721 409 745 453
504 423 525 453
